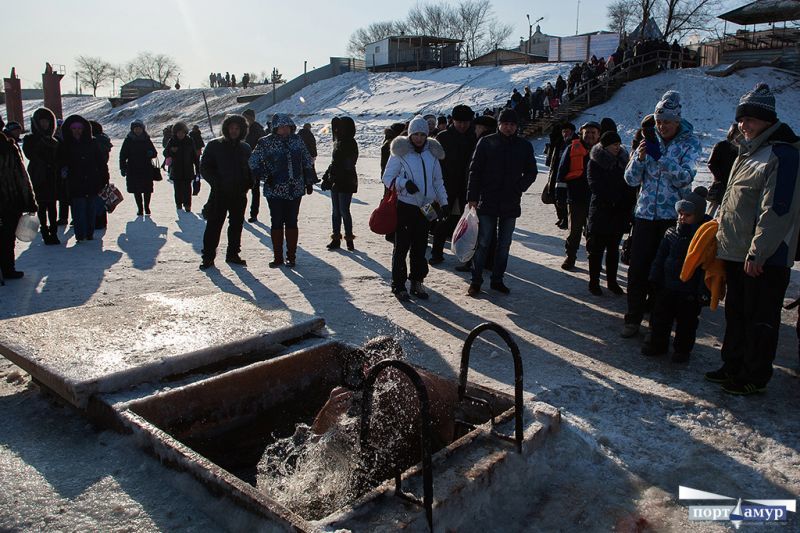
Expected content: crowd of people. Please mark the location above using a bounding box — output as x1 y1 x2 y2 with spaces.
0 80 797 396
208 72 253 89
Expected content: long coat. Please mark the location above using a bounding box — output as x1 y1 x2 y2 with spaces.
436 124 477 210
200 115 253 198
327 116 358 194
22 108 60 204
120 130 157 194
165 136 199 181
59 115 105 198
586 144 637 235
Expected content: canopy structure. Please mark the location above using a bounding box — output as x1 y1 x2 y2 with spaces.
719 0 800 25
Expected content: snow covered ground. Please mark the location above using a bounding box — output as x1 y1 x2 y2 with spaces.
1 65 799 531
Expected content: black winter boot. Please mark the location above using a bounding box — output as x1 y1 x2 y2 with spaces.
588 252 603 295
344 234 355 251
326 233 341 250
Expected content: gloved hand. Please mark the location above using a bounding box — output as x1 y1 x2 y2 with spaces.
306 184 313 195
405 180 419 194
438 204 450 219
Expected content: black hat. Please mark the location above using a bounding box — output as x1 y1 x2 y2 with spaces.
452 104 475 122
242 109 256 119
498 109 519 125
580 121 601 131
562 122 577 132
600 131 622 147
600 117 617 135
736 82 777 123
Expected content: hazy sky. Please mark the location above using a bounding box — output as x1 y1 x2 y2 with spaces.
4 0 735 93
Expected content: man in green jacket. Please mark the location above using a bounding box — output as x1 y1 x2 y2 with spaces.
707 83 800 395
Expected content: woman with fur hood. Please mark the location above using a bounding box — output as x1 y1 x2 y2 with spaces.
58 115 105 242
322 116 358 250
120 119 158 216
381 115 448 301
22 108 60 244
586 131 637 296
249 113 316 268
164 121 199 212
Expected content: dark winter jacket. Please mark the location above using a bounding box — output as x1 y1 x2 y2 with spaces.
649 221 704 296
326 116 358 194
546 132 576 196
249 114 316 201
120 122 158 194
245 120 266 152
298 127 318 158
165 135 199 181
93 132 112 186
189 128 205 151
556 138 595 204
22 108 60 204
0 131 36 216
586 144 637 235
467 131 537 218
200 115 253 197
436 124 477 209
59 115 106 198
706 139 738 204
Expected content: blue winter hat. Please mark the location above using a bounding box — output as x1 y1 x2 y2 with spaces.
654 90 682 121
271 113 295 130
675 187 707 217
736 82 777 123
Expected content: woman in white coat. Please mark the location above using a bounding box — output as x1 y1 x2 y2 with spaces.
381 116 448 301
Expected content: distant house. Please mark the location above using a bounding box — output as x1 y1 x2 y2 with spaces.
548 31 620 62
519 25 556 57
470 49 547 67
365 35 462 72
120 78 169 99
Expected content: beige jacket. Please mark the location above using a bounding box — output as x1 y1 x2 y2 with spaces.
716 121 800 267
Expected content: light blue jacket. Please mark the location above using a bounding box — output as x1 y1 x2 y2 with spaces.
624 119 701 220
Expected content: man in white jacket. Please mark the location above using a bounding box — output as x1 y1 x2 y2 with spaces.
382 116 448 301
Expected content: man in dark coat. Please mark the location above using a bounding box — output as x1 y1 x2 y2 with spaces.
430 104 476 265
22 108 61 244
466 109 537 296
545 122 576 229
556 121 601 270
59 115 105 242
165 121 199 212
706 123 739 217
0 121 37 278
89 120 112 229
200 114 252 269
189 125 205 156
242 109 266 223
298 123 318 159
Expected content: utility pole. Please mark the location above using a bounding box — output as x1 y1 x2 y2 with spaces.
527 14 532 54
304 60 307 87
576 0 581 36
74 72 79 94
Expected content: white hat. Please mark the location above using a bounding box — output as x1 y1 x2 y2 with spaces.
408 115 429 136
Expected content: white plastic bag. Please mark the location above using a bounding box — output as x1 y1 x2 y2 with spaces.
450 206 479 263
15 213 40 242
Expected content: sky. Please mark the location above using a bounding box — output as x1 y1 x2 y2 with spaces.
4 0 741 94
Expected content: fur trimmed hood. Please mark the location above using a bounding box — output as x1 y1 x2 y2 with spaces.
31 107 56 137
590 143 629 169
222 114 248 142
389 135 445 160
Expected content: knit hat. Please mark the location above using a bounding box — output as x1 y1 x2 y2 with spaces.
562 122 577 132
600 131 622 147
600 117 617 135
452 104 474 122
735 82 777 123
3 121 22 133
272 113 295 130
675 186 708 217
473 115 497 130
408 115 429 136
580 121 601 131
131 119 145 131
654 90 682 121
172 121 189 134
498 109 519 125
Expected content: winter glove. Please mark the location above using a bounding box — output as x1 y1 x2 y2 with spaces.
306 184 314 195
405 180 419 194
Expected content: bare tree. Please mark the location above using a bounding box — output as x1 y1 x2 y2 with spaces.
459 0 492 62
129 52 180 86
608 0 641 35
482 20 514 56
347 21 408 57
659 0 725 41
74 55 114 96
407 3 459 39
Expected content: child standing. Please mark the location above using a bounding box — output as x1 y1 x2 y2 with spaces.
642 187 708 362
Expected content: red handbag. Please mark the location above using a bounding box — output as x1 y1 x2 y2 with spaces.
369 184 398 235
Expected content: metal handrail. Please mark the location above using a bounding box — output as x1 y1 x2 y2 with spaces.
457 322 524 452
359 359 434 532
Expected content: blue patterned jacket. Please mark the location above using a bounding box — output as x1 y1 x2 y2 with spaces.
249 133 316 200
624 119 701 220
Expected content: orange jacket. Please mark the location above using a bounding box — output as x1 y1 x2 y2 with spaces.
680 219 726 310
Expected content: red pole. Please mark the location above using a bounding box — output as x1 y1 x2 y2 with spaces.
42 63 65 120
3 68 24 129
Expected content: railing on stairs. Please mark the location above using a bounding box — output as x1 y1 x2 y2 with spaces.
521 50 698 138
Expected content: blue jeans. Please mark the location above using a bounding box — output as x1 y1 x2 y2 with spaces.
471 215 516 285
71 195 97 240
331 192 353 235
